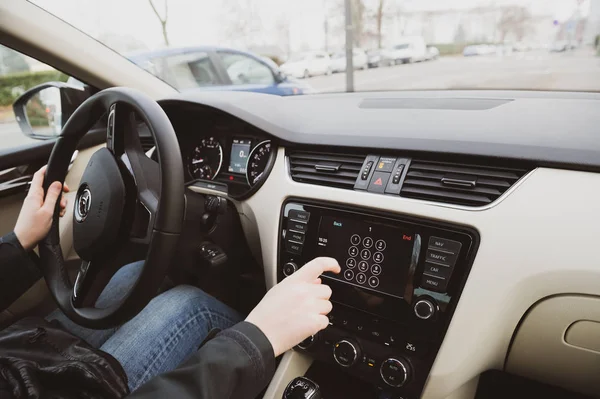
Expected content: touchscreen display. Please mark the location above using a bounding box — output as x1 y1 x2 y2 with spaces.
228 139 252 174
316 215 414 298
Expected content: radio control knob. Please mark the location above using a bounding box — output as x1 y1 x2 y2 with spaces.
283 262 298 277
414 298 437 320
380 357 411 387
333 339 361 368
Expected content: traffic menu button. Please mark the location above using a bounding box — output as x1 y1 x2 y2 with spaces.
288 209 310 222
287 220 307 233
421 275 447 293
426 249 458 266
367 171 391 194
424 262 452 279
428 236 462 254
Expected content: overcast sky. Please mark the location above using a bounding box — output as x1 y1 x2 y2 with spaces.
31 0 590 53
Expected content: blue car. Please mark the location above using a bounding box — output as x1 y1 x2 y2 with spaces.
128 46 314 96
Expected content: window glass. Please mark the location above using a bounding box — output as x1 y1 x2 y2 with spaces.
218 53 274 85
140 52 220 91
0 44 71 151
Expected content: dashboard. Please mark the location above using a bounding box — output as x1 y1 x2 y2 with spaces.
154 91 600 399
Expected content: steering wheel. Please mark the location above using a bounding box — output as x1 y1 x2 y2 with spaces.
39 87 184 329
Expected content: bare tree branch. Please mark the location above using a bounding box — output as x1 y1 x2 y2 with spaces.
147 0 169 46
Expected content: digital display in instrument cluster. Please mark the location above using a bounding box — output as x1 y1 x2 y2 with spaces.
317 215 415 299
228 138 252 174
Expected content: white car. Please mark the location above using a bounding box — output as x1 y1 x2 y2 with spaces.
280 51 332 79
389 37 427 64
330 49 369 73
425 46 440 61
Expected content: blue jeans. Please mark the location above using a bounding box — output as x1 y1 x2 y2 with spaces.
46 261 241 392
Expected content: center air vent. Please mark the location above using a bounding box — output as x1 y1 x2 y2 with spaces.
140 136 155 152
401 160 529 207
288 150 366 189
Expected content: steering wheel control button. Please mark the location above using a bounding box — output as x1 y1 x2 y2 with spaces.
373 252 384 263
424 262 452 279
414 298 437 320
356 273 367 284
421 274 447 293
351 234 361 245
428 236 462 254
425 249 458 267
360 249 371 260
288 209 310 223
367 171 391 194
346 258 357 268
286 240 303 255
380 358 410 387
368 276 380 288
343 269 355 281
358 261 369 272
333 339 361 368
362 236 373 248
283 262 298 277
371 264 382 275
287 220 308 233
348 246 359 257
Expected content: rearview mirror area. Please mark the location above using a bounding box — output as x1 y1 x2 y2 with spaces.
12 81 91 140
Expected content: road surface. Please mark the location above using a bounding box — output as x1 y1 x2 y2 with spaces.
0 49 598 152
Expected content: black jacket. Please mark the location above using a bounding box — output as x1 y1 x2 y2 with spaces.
129 321 276 399
0 232 41 312
2 233 278 398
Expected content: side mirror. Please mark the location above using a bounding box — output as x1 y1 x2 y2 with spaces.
12 81 90 140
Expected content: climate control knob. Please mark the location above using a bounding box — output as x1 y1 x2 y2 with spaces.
283 262 298 277
414 298 437 320
380 357 411 387
333 339 361 368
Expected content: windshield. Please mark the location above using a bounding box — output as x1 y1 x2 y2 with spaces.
30 0 600 94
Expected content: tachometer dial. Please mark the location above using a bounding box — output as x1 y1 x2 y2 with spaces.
246 140 272 186
188 137 223 180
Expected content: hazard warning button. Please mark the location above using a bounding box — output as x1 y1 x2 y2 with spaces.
367 171 391 194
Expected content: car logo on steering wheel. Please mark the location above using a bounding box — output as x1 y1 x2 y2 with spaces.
75 188 92 222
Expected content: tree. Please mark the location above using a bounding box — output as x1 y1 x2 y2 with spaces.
375 0 385 48
497 6 532 42
148 0 169 46
219 0 265 48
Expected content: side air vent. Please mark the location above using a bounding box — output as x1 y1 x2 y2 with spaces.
140 136 155 152
401 160 529 206
289 150 366 189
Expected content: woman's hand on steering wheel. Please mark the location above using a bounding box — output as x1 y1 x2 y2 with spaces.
14 166 69 251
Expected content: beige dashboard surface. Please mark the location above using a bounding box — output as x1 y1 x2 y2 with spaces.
239 148 600 399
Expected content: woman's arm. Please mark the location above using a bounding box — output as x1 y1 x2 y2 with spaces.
0 166 68 311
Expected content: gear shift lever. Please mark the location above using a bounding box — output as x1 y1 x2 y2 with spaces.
283 377 322 399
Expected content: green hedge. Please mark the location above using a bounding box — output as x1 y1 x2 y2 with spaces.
0 70 68 106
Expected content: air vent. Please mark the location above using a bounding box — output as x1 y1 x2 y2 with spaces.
401 160 529 206
289 150 366 189
139 136 155 152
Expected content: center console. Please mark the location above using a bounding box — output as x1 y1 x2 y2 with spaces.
278 200 478 398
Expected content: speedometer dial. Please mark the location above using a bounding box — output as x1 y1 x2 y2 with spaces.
246 140 272 186
188 137 223 180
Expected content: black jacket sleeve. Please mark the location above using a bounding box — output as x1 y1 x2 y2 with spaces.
128 321 277 399
0 232 41 311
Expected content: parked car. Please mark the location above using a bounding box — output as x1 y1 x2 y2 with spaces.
330 49 368 73
463 44 496 56
279 51 332 79
128 46 314 96
388 37 428 64
366 49 394 68
425 46 440 61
